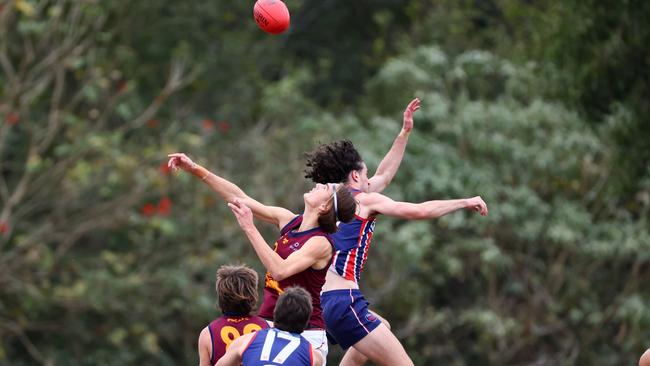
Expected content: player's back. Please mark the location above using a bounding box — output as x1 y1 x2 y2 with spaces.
241 328 314 366
208 314 269 364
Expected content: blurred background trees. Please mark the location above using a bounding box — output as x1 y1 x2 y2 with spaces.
1 0 648 365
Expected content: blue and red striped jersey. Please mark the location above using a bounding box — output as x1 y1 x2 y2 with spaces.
330 189 376 284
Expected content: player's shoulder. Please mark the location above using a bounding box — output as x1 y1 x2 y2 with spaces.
304 234 335 252
199 324 211 337
198 325 211 347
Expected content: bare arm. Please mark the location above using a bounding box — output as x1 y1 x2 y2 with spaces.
197 327 212 366
228 199 333 281
362 192 488 219
368 98 420 193
168 153 295 229
215 333 253 366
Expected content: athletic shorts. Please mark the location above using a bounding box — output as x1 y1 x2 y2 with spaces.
321 289 382 350
302 329 328 366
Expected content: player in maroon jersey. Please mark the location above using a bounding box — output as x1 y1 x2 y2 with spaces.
197 264 269 366
216 287 324 366
168 153 356 365
303 98 488 366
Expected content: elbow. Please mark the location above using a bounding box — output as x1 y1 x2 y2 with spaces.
269 267 289 281
410 210 444 220
411 213 428 220
405 208 428 220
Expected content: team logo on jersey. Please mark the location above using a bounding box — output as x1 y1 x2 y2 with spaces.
265 272 284 294
365 313 378 322
226 317 248 323
289 242 301 251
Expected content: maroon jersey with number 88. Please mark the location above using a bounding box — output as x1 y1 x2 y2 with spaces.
208 314 269 364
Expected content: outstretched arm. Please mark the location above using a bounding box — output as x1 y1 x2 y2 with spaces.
168 153 295 229
368 98 420 193
362 192 488 219
228 199 333 281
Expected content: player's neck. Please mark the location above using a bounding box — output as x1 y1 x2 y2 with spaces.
298 209 320 232
345 181 362 191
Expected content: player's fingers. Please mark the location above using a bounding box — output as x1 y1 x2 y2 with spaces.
228 203 242 216
168 158 178 170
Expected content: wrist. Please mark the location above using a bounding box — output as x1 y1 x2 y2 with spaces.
398 129 411 139
190 164 210 180
243 225 258 236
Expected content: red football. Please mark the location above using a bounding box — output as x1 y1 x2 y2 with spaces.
253 0 290 35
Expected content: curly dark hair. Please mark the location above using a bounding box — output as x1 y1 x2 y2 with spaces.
304 140 364 184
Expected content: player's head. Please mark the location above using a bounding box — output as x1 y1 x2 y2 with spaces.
304 140 370 192
273 286 313 333
215 264 259 314
303 183 356 233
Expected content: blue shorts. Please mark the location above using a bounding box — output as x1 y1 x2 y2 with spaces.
321 289 382 350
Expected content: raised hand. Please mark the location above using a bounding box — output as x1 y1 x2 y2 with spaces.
466 196 488 216
167 153 198 172
228 198 255 232
402 98 421 133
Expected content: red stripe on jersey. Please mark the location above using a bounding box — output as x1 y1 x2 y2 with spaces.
344 248 358 281
359 230 373 276
344 219 368 281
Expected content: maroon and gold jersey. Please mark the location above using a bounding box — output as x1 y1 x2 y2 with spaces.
208 314 269 364
258 215 333 329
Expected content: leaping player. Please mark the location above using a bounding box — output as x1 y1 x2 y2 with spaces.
304 98 488 365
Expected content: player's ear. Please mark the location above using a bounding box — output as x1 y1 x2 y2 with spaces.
317 201 330 215
349 170 359 183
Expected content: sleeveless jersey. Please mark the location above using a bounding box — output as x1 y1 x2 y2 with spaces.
258 215 333 329
208 313 269 364
242 328 314 366
330 189 376 284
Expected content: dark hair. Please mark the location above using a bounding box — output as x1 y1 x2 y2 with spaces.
215 265 259 314
304 140 364 184
318 185 357 234
273 287 313 333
